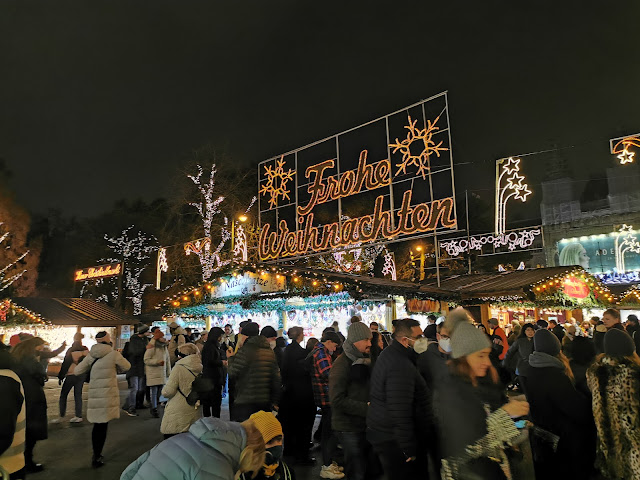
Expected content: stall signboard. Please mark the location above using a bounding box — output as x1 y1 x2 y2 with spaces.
258 92 457 261
557 225 640 275
74 263 122 282
211 272 287 298
562 276 590 299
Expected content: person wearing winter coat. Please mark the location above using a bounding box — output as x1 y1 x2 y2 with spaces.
0 349 26 480
123 324 150 415
227 322 281 422
201 327 226 418
568 335 596 397
518 329 595 479
488 318 509 360
329 322 377 480
434 321 529 480
366 319 429 480
144 329 171 418
10 337 49 474
587 328 640 479
502 323 535 376
120 414 268 480
53 333 88 423
279 326 316 465
161 343 203 438
594 308 625 354
167 321 188 367
239 411 296 480
74 331 131 468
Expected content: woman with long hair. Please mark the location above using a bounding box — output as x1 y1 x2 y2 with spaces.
518 329 595 479
434 321 529 480
587 329 640 479
10 337 48 473
201 327 225 418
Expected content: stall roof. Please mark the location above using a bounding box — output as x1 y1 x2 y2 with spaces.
420 266 590 299
12 298 138 326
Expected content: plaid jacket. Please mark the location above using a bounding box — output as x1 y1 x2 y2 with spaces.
311 343 332 407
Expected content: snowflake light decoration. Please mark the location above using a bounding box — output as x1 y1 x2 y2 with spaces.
390 114 448 179
260 156 295 209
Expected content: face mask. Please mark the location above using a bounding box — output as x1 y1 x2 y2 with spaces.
269 340 277 350
413 337 429 354
438 338 452 353
262 444 283 477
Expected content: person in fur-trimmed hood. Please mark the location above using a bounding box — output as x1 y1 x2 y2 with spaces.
587 328 640 480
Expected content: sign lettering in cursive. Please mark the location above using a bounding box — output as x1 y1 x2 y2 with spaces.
75 263 122 282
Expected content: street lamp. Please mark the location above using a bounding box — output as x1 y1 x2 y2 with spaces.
414 245 426 281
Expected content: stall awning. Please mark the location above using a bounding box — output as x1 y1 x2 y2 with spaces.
12 298 138 327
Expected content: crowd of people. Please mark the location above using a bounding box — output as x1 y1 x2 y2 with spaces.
2 307 640 479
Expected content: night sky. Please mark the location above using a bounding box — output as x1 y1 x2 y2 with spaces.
2 1 639 222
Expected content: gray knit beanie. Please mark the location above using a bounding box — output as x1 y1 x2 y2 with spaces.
451 321 491 359
347 321 372 343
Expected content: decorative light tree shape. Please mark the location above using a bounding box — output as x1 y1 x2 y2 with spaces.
105 226 158 315
382 251 397 280
611 135 640 165
259 156 295 209
187 164 231 280
390 114 448 180
615 224 640 273
495 157 531 235
0 223 28 292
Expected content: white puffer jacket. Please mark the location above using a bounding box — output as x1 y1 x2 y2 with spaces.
144 339 171 387
75 343 130 424
160 354 203 434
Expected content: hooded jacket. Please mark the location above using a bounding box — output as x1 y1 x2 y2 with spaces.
168 327 188 366
75 343 131 423
587 355 640 479
161 353 203 435
120 417 248 480
144 339 171 387
228 335 281 407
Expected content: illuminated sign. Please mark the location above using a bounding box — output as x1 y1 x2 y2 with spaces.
562 276 590 299
440 228 541 257
610 134 640 165
211 272 286 298
75 263 121 282
258 93 457 261
558 226 640 275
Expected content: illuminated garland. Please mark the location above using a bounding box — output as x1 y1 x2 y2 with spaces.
0 223 28 292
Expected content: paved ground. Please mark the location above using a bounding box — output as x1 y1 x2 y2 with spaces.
33 376 323 480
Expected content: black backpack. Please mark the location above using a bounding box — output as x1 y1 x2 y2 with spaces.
178 365 215 406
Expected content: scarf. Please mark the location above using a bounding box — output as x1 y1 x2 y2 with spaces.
342 340 371 366
528 351 564 370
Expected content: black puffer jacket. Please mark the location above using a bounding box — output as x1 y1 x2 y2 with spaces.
228 336 281 406
366 340 429 458
281 341 314 404
123 335 149 378
329 353 370 432
202 340 224 387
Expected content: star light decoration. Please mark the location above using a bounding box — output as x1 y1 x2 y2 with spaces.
615 224 640 273
156 247 168 290
495 157 531 235
382 251 397 281
611 135 640 165
390 114 448 180
260 156 295 209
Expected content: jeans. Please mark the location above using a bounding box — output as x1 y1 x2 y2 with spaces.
320 407 339 466
149 385 161 409
59 374 85 417
128 376 146 409
338 431 378 480
369 438 426 480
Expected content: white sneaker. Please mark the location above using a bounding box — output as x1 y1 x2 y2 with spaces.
50 418 63 424
330 462 344 472
70 417 83 423
320 465 345 479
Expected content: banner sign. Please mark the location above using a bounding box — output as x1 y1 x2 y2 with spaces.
557 225 640 275
74 263 122 282
440 228 542 257
258 92 457 261
211 272 286 298
562 276 590 299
